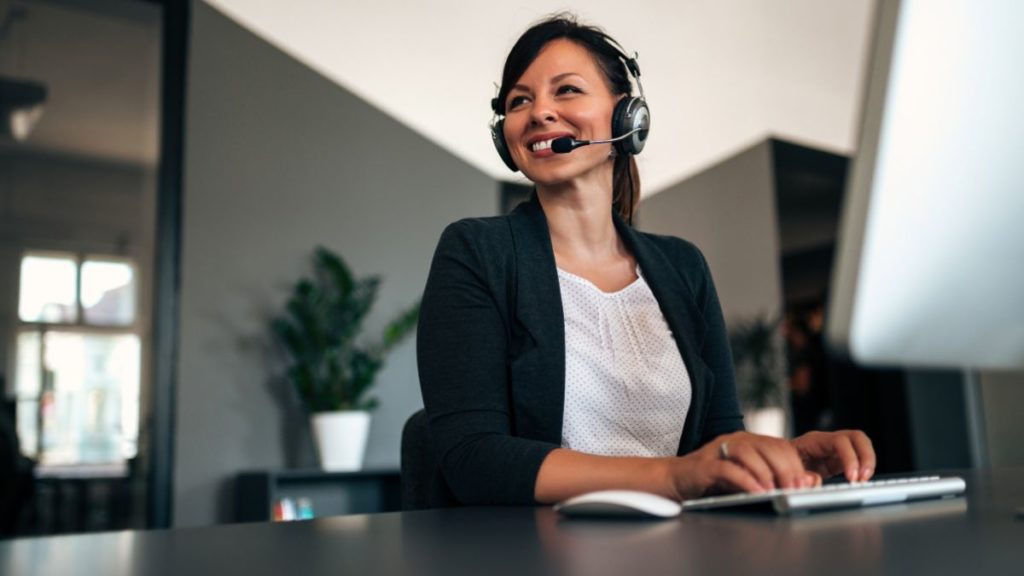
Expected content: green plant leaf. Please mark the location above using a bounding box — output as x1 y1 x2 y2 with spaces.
270 318 305 360
347 349 382 407
316 246 354 303
272 247 419 414
288 365 316 410
382 300 420 352
729 315 783 409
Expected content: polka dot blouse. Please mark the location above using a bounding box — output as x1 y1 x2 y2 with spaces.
557 265 692 457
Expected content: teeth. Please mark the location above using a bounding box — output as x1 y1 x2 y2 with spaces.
531 138 556 152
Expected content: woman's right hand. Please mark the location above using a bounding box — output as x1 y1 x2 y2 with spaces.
663 432 819 501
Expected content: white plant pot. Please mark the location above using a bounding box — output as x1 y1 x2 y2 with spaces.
744 407 787 438
311 410 371 471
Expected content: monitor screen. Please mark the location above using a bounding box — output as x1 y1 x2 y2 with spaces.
827 0 1024 369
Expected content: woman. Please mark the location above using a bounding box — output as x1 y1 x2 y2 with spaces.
417 14 874 506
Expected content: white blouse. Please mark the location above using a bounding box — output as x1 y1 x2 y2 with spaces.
557 265 692 457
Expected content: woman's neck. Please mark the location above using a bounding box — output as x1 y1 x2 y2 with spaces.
535 165 625 266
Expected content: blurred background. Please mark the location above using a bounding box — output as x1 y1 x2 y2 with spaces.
0 0 1021 537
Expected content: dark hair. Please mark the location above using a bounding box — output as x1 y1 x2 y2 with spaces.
495 14 641 224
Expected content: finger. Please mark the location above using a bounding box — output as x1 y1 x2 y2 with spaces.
794 432 840 478
711 460 766 495
830 435 862 482
756 440 807 489
848 431 876 481
726 442 777 490
807 459 834 478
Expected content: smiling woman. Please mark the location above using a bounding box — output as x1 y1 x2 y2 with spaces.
415 13 876 509
502 40 622 194
489 18 645 225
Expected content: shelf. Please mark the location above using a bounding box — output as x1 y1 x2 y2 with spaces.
235 469 401 522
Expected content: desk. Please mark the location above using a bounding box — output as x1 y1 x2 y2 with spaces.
2 468 1021 576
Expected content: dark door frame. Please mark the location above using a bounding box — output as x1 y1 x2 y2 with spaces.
146 0 188 530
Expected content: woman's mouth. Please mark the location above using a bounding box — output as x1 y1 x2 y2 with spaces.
531 138 557 152
526 133 573 157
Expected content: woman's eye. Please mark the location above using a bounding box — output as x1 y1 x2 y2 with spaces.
507 95 529 110
557 85 583 95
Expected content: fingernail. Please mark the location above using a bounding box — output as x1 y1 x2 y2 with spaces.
861 467 872 481
847 468 858 482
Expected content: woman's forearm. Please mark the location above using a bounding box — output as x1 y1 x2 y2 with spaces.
533 431 824 504
533 448 674 503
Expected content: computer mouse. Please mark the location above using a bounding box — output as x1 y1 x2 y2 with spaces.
554 490 683 519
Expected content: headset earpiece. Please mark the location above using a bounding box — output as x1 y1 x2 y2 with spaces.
611 96 650 156
611 54 650 156
490 117 518 172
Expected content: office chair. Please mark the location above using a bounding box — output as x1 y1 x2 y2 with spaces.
0 399 34 536
400 409 459 510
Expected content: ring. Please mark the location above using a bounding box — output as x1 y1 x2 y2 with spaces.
719 441 730 460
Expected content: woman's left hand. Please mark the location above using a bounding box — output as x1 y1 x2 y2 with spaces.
790 430 876 483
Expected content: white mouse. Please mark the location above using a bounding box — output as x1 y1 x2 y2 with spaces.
554 490 683 519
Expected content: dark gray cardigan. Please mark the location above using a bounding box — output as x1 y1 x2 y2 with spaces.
417 194 743 506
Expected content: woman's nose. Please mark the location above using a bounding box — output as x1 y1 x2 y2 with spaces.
529 95 557 126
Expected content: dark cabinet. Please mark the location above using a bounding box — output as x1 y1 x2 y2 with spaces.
235 469 401 522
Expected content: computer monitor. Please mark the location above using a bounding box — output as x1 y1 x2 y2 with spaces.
827 0 1024 370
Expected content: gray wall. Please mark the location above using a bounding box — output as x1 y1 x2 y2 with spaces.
638 141 784 325
980 370 1024 466
175 2 496 527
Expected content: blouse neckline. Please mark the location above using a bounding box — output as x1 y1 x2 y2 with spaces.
555 265 644 297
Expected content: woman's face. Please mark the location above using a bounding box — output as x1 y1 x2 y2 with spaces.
503 39 619 187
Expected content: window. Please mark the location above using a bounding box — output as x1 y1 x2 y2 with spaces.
18 255 79 323
13 252 141 467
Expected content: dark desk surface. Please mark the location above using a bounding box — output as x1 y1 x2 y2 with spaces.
3 468 1022 576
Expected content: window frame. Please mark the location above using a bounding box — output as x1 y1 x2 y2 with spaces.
13 250 143 470
18 250 140 331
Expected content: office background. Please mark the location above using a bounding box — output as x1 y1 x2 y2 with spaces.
0 0 1022 534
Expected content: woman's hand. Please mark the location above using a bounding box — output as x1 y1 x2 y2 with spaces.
664 431 818 501
790 430 876 483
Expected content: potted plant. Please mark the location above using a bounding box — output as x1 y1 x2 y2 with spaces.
729 315 787 437
271 246 419 471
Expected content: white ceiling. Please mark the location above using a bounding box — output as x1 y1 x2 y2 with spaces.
204 0 876 195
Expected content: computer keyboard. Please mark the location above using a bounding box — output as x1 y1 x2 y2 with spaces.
681 475 966 515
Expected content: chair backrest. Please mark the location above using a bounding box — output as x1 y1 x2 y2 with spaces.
400 409 459 510
0 399 34 535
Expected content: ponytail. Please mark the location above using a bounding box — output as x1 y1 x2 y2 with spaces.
612 154 640 225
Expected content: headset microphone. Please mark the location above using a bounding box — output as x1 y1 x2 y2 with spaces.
551 127 648 154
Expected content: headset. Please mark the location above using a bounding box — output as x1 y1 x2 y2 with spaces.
489 45 650 172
